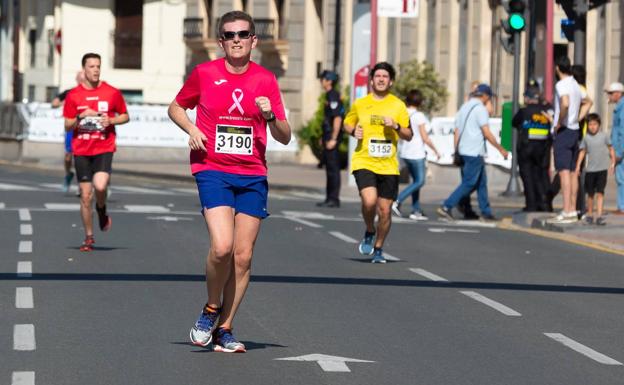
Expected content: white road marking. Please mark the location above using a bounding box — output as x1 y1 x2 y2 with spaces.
328 231 358 243
453 220 497 228
282 210 335 219
18 209 31 221
13 324 36 350
0 202 5 209
16 287 34 309
18 241 32 253
169 187 197 194
409 268 450 282
383 252 401 261
146 216 193 222
124 205 171 213
428 227 480 233
0 183 37 191
275 353 374 372
112 185 175 195
544 333 623 365
44 203 80 211
11 371 35 385
17 261 32 277
20 224 33 235
284 216 323 228
460 291 522 316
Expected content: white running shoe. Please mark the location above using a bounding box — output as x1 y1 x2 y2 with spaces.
408 212 428 221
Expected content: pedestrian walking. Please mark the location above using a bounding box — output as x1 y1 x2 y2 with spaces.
62 53 129 251
512 85 552 211
437 84 508 221
391 89 440 220
548 56 589 224
168 11 291 352
343 62 412 263
316 70 344 208
574 113 616 225
605 81 624 215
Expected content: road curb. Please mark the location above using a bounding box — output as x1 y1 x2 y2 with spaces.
499 217 624 256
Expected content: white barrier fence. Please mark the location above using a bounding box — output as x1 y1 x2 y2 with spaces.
21 103 510 169
21 103 298 152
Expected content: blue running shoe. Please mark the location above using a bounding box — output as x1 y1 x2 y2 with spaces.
63 172 74 193
213 328 246 353
358 231 375 255
371 248 386 264
190 305 220 347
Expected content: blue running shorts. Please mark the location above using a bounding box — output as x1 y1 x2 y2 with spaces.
194 170 269 219
65 131 73 154
553 126 580 171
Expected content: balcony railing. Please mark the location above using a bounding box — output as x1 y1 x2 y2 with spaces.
183 17 204 39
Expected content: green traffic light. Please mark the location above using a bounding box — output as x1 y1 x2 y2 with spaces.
509 13 525 31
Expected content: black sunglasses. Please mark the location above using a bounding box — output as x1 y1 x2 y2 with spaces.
221 30 254 41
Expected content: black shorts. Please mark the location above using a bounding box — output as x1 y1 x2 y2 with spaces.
553 127 580 171
585 170 608 195
74 152 114 183
353 169 399 200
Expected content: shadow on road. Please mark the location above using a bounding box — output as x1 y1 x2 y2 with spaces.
2 273 624 295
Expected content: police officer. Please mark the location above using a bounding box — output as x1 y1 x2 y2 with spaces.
316 70 344 208
512 85 552 211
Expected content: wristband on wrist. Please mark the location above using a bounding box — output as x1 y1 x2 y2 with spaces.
394 124 400 131
265 111 276 122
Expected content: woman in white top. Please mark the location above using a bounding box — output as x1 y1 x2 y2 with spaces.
392 90 440 220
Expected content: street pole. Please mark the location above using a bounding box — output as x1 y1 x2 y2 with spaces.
503 30 522 197
573 0 586 66
370 0 377 67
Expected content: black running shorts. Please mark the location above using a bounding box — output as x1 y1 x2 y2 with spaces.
553 127 580 171
584 170 608 196
74 152 114 183
352 169 399 200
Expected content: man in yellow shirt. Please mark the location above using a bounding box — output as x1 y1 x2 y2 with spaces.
343 62 412 263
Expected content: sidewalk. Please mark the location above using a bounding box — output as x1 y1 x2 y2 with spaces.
112 161 624 254
3 158 623 254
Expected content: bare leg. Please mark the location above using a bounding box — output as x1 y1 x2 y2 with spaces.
359 187 378 233
596 193 604 217
64 153 72 175
202 206 235 309
570 171 579 214
559 170 572 213
79 182 94 237
586 194 594 217
218 213 261 329
374 197 393 249
92 172 110 208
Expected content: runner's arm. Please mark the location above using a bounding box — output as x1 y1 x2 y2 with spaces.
269 118 291 145
168 100 207 151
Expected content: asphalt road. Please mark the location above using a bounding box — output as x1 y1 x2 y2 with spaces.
1 165 624 385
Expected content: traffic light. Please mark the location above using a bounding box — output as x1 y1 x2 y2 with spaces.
500 0 526 54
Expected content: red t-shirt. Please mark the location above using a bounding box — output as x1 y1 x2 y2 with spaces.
63 82 128 156
175 58 286 176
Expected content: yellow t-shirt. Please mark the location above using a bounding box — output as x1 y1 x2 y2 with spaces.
344 93 410 175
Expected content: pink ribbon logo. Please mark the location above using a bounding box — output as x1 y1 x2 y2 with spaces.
228 89 245 115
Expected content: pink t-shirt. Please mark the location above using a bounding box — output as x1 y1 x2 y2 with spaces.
175 58 286 176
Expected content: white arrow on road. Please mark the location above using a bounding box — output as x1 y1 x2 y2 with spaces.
275 353 374 372
146 216 193 222
428 227 479 233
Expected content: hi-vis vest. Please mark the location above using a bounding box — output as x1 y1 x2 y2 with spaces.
522 112 550 140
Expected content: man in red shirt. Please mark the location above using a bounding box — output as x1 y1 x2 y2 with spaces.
169 10 291 353
63 53 129 251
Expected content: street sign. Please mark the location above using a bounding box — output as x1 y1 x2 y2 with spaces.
378 0 419 18
275 354 375 372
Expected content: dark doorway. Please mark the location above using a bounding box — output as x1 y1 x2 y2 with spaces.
114 0 143 69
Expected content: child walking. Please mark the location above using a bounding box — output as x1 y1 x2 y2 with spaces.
575 113 616 225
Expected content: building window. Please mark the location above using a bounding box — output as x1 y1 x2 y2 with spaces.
121 90 143 104
46 86 59 102
114 0 143 69
28 85 36 102
29 29 37 68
